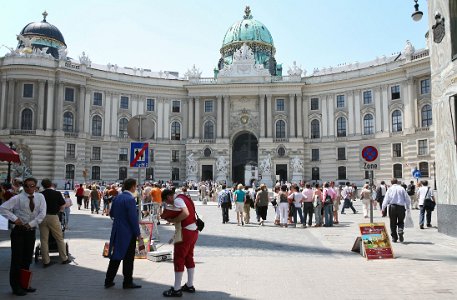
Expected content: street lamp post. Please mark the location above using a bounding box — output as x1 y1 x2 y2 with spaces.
6 142 15 183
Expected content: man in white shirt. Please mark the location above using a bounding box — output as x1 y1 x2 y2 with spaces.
416 180 435 229
341 182 357 214
382 178 411 243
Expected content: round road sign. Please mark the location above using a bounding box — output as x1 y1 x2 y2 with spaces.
362 146 378 162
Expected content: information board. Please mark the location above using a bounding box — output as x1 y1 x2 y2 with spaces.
359 223 394 260
135 221 154 259
360 145 380 170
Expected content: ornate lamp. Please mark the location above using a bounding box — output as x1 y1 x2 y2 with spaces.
412 0 423 21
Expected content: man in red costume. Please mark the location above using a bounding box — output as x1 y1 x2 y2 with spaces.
161 189 199 297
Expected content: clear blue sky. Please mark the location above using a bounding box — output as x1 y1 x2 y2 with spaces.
0 0 429 77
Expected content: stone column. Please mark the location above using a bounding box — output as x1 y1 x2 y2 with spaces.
55 82 64 131
45 80 55 131
6 80 15 129
322 95 328 137
111 92 119 136
104 92 111 136
77 86 85 133
374 87 382 133
163 100 170 139
266 94 272 137
259 95 265 138
289 94 295 138
83 89 91 133
131 94 138 117
137 95 145 115
302 96 309 138
296 94 303 137
327 94 335 137
404 79 416 131
223 95 230 138
157 98 164 139
354 90 361 135
37 81 45 130
381 85 389 132
194 97 200 138
347 91 354 135
0 79 7 129
216 95 222 138
188 97 194 138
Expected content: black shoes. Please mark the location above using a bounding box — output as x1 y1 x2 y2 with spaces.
62 259 71 264
399 233 404 243
26 287 36 293
43 262 52 268
13 288 27 296
163 287 183 297
181 284 196 293
427 224 432 227
420 225 424 229
123 282 142 289
104 282 115 289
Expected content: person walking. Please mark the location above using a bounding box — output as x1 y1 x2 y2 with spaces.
287 184 305 227
407 181 418 210
161 189 199 297
90 186 100 214
0 177 46 296
382 178 411 243
62 191 72 229
360 184 372 218
322 182 336 227
217 184 232 224
376 181 387 216
233 184 246 226
341 182 357 214
255 184 269 226
416 180 436 229
39 178 71 267
104 178 143 289
75 184 84 210
243 186 253 224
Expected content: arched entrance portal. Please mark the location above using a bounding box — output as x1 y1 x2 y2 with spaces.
232 132 258 185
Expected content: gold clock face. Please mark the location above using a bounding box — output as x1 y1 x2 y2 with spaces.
241 115 249 124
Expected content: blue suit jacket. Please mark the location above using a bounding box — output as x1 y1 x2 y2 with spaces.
108 191 140 260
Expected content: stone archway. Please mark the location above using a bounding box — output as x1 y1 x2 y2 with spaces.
232 132 258 185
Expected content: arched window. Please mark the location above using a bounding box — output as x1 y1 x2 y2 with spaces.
393 164 403 178
419 162 429 178
65 164 75 179
311 119 320 139
392 110 402 132
203 121 215 139
63 112 74 132
92 115 102 136
91 166 101 180
421 104 432 127
119 167 127 180
338 166 346 180
363 114 374 135
275 120 286 138
171 121 181 140
21 108 33 130
337 117 347 137
119 118 128 138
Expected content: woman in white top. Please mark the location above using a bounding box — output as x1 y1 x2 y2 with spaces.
416 180 435 229
287 184 305 226
360 184 372 218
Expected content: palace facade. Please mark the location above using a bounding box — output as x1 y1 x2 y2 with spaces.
0 8 433 188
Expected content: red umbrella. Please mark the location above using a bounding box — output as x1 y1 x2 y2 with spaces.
0 141 20 163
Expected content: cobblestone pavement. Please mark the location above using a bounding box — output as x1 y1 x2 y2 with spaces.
1 197 456 299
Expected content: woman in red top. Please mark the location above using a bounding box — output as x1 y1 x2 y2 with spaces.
75 184 84 210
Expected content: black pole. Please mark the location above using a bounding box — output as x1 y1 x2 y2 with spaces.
6 142 14 183
433 161 437 190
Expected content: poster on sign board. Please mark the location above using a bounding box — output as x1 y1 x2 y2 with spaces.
359 223 394 260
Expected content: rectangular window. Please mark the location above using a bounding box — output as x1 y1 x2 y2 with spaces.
23 83 33 98
92 166 101 180
146 98 155 111
310 98 319 110
418 139 428 156
336 95 345 108
119 148 128 161
172 100 180 113
172 150 179 162
65 87 75 102
204 100 213 112
420 79 431 94
337 147 346 160
338 166 347 180
311 149 319 161
146 167 154 180
392 143 402 157
120 96 129 109
391 85 400 100
172 167 179 181
66 143 75 158
276 99 285 111
364 171 370 180
363 90 372 104
93 92 103 106
92 146 101 160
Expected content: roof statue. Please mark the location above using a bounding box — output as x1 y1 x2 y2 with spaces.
403 40 415 61
79 51 91 66
185 65 202 83
287 61 304 77
58 46 67 60
16 34 36 54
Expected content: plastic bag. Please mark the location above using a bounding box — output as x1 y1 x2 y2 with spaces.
404 210 414 228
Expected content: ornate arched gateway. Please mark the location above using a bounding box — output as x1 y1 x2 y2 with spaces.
232 132 258 185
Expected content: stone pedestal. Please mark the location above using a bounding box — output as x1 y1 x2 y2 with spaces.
291 172 303 184
260 172 274 188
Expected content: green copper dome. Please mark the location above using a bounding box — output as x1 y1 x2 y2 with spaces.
218 6 278 75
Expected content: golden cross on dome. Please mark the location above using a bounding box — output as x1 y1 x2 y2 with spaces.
42 11 48 21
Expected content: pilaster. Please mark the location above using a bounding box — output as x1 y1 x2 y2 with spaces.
354 90 361 135
194 97 200 138
374 87 382 133
302 96 309 138
296 94 303 137
381 85 389 132
188 97 194 138
289 94 295 138
266 94 272 137
322 95 328 137
327 94 334 137
45 80 55 131
6 80 15 129
55 81 64 131
216 95 222 138
223 95 230 138
1 79 8 129
78 85 85 132
347 90 354 135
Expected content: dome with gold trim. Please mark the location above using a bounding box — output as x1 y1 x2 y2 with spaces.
17 11 66 59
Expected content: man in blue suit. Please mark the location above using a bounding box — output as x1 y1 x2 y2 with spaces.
104 178 143 289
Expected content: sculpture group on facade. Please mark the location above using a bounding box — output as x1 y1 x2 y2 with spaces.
259 153 272 174
186 153 198 175
216 156 229 175
290 156 304 173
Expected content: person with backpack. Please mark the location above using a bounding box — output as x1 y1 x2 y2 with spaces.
322 182 336 227
243 186 254 224
376 181 387 217
407 181 418 209
217 184 231 224
341 182 357 214
417 180 436 229
255 184 269 226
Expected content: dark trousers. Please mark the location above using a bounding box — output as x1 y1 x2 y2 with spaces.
389 204 406 240
105 236 136 285
419 205 432 226
76 196 83 207
221 202 230 223
341 199 356 213
258 205 268 221
303 202 314 226
10 227 36 292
